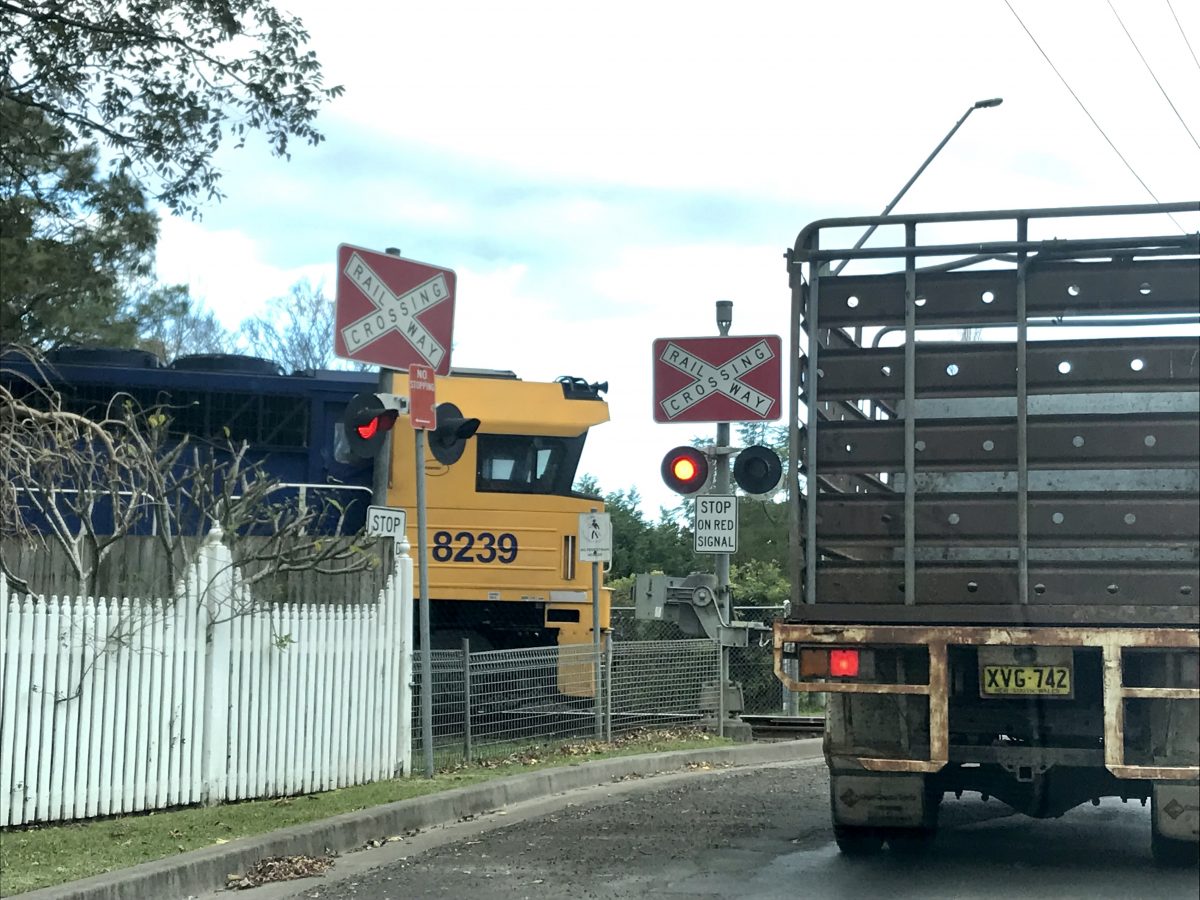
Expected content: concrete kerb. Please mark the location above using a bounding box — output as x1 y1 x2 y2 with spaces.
19 739 822 900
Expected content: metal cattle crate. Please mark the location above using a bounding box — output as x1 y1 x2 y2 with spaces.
785 202 1200 626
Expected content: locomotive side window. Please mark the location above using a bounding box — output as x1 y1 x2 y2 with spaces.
476 434 585 495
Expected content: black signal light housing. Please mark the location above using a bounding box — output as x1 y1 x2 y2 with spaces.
343 392 400 459
733 444 783 495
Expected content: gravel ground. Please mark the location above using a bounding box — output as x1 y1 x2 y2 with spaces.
248 760 1198 900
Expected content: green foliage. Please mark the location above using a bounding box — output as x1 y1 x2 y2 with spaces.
2 0 343 214
598 484 701 581
730 557 789 607
0 98 158 348
135 283 236 363
733 498 789 570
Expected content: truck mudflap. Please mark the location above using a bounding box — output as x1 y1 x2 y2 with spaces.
1154 782 1200 841
774 623 1200 781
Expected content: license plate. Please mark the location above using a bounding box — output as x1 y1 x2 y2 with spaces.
981 665 1071 697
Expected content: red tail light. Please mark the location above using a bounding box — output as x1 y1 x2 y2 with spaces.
830 649 860 677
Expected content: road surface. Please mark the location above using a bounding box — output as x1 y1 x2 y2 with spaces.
228 759 1198 900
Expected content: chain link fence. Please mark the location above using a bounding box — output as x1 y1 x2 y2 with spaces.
411 638 720 770
610 606 803 715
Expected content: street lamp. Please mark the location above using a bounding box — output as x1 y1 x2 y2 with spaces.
831 97 1003 275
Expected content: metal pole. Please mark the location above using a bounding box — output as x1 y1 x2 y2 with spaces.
416 427 434 777
604 637 613 742
591 507 603 739
830 98 1002 276
373 248 404 506
715 300 733 739
461 636 472 764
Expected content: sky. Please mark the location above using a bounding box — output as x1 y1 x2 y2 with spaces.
154 0 1200 517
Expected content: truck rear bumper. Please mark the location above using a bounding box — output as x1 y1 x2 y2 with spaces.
775 623 1199 780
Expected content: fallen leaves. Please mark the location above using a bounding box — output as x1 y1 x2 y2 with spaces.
226 854 335 889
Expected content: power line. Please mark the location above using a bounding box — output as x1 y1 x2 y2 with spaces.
1166 0 1200 74
1108 0 1200 151
1003 0 1184 230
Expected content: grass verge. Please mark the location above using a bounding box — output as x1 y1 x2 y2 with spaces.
0 729 730 895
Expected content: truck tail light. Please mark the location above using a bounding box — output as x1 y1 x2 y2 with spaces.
830 649 860 678
799 647 870 678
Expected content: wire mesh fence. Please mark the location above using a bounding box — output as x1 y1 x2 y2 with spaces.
610 606 801 715
410 638 721 770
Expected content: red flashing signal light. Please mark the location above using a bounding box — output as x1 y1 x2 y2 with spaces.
661 446 709 495
355 411 397 441
829 649 860 678
343 393 400 459
672 456 698 482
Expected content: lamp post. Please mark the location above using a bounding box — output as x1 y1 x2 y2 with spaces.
831 97 1003 276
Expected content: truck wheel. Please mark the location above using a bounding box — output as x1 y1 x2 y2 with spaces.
833 824 884 856
1151 827 1199 867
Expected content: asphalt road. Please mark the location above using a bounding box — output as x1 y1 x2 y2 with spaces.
229 759 1199 900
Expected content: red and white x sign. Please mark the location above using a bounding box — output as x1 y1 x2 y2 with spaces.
333 244 456 374
651 335 783 423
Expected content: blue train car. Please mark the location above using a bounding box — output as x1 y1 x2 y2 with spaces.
2 347 377 535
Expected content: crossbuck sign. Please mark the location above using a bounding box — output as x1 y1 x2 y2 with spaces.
334 244 457 374
651 334 783 424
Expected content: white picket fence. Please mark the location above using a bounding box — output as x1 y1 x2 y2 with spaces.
0 528 413 826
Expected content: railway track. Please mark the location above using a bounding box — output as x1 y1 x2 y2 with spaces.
740 714 825 741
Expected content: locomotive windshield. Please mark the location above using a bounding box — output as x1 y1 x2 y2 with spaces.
475 433 586 496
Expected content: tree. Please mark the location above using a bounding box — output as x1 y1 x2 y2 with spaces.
1 0 343 214
136 283 237 363
0 98 159 349
240 279 338 372
0 345 372 597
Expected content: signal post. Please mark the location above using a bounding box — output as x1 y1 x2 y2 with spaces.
651 304 784 737
334 244 476 779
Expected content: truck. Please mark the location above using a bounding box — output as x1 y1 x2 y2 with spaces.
772 201 1200 862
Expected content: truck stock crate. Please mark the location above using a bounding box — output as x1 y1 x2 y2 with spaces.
772 202 1200 862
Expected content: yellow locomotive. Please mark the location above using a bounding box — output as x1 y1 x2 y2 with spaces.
383 369 611 654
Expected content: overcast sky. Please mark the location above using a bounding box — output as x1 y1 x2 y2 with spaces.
155 0 1200 516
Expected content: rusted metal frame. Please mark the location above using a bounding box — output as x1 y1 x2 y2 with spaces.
814 336 1200 399
792 202 1200 260
1123 687 1200 700
904 222 917 607
806 242 820 609
799 233 1199 265
869 315 1200 349
814 414 1200 472
775 623 1200 647
774 623 1199 779
812 492 1200 544
1017 219 1031 607
775 603 1198 626
789 260 804 611
818 258 1200 329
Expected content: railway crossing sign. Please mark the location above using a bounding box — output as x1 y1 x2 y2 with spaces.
652 335 783 423
334 245 457 374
